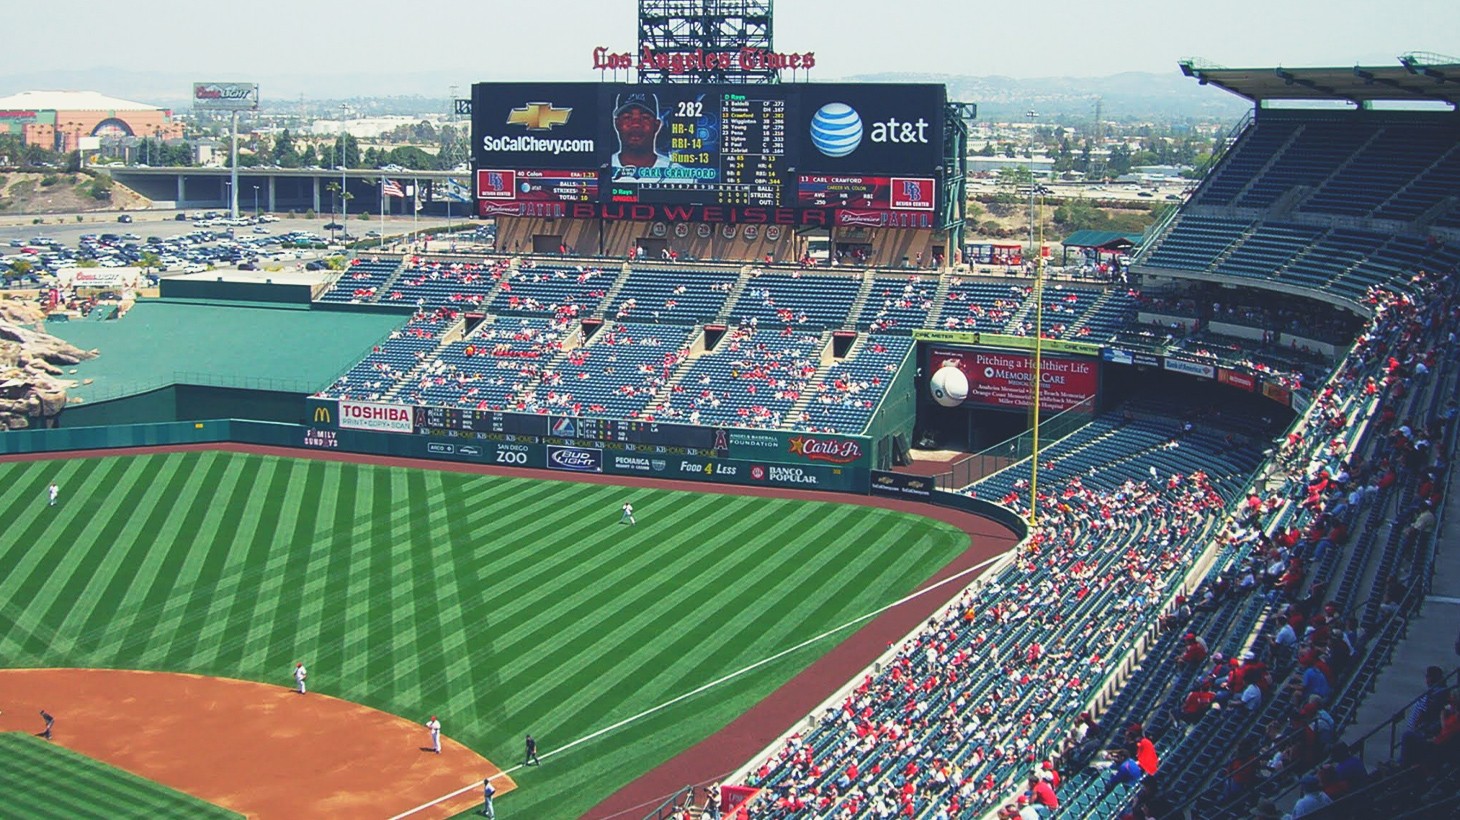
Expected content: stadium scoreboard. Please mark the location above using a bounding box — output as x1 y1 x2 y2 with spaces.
415 407 725 451
472 81 945 214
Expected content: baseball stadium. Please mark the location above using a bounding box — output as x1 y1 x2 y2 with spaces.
4 6 1460 820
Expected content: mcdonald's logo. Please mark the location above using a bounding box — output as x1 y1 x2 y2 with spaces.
313 406 332 423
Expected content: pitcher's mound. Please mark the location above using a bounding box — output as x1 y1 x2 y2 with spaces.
0 668 513 818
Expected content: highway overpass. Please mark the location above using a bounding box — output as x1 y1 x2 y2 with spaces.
102 166 471 217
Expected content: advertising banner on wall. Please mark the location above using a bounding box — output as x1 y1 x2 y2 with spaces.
927 347 1099 412
870 470 933 501
338 401 414 434
1217 368 1256 392
192 82 260 111
1163 358 1216 379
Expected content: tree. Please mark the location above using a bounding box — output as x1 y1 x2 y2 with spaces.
7 259 32 279
139 251 161 273
299 143 318 166
1052 198 1110 232
387 145 435 170
273 128 300 168
437 125 466 169
64 151 81 173
1108 144 1134 177
327 133 361 168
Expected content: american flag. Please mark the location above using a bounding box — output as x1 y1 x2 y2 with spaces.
380 178 404 198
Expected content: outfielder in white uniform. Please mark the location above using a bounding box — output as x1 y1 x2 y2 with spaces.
294 662 307 694
426 716 442 754
620 502 636 525
48 482 59 507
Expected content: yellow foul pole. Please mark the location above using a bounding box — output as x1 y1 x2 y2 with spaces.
1028 195 1045 528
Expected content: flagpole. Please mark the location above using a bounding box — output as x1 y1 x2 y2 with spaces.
379 177 385 250
412 176 419 250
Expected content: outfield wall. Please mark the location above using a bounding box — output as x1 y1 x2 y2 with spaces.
0 418 873 494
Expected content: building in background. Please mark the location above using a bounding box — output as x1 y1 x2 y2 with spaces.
0 90 185 151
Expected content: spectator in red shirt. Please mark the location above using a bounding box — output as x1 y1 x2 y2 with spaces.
1026 775 1058 811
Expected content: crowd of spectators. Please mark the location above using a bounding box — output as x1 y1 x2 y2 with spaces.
730 265 1456 819
738 406 1254 818
1092 268 1458 818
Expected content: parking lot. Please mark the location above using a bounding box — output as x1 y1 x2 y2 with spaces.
1 212 475 287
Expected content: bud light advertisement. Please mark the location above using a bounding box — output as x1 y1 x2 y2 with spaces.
547 445 603 473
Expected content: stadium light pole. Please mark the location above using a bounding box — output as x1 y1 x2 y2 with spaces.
339 104 350 238
253 185 260 219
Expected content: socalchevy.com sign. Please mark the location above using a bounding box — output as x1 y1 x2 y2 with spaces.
337 401 414 434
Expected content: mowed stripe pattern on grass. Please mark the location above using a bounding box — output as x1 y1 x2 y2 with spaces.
0 732 240 819
0 451 968 818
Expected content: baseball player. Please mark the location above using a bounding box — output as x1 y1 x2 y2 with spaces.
481 778 496 818
47 482 58 508
525 733 541 766
40 710 54 741
426 715 442 754
620 501 636 525
294 662 307 694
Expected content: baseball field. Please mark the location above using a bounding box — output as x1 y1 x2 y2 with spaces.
0 449 977 818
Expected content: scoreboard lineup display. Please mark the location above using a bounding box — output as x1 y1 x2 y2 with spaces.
608 89 787 206
472 81 945 213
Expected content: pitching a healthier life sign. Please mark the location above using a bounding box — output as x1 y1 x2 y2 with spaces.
928 348 1098 412
337 401 414 434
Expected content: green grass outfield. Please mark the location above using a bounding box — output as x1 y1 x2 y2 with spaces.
0 451 969 818
0 731 240 819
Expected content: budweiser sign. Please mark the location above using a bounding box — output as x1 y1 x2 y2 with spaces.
788 435 863 464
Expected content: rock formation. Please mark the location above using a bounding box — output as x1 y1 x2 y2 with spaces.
0 301 99 430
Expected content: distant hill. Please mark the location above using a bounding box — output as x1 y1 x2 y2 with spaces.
0 67 1248 123
841 71 1249 122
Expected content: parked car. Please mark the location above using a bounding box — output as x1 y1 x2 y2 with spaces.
116 214 133 223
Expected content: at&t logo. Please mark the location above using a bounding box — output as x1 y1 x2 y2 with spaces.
810 102 931 159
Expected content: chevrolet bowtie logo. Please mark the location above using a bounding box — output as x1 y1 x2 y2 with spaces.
507 102 572 131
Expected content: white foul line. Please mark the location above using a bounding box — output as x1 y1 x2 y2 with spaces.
386 550 1010 820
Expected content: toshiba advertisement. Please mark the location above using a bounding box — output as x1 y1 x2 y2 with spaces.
928 348 1099 412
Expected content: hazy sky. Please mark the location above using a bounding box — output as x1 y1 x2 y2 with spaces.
9 0 1456 83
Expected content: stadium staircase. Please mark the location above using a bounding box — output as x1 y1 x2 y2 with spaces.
1064 289 1118 339
1414 195 1458 231
782 332 849 428
1221 124 1308 207
371 259 409 301
381 314 470 402
843 271 876 329
1001 291 1037 334
593 263 636 319
642 325 710 417
713 266 757 323
924 273 954 328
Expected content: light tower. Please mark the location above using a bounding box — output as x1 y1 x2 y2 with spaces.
638 0 776 84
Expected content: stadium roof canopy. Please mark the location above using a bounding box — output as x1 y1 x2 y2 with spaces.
0 90 163 111
1062 230 1144 250
1178 53 1460 107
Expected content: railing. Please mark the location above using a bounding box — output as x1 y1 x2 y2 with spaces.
924 395 1097 491
68 371 328 404
641 783 699 820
